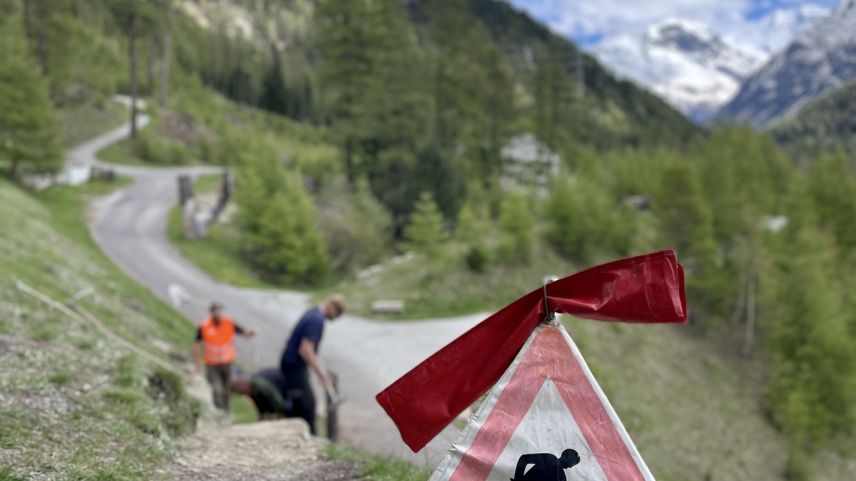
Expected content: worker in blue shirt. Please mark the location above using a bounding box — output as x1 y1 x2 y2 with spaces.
279 295 346 434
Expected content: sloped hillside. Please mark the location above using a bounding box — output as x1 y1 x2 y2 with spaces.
0 179 198 479
719 0 856 127
449 0 700 146
177 0 699 149
773 80 856 162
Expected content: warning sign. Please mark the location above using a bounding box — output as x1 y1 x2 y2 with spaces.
429 324 654 481
376 250 685 454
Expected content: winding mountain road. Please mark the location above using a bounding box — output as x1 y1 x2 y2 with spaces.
73 118 484 466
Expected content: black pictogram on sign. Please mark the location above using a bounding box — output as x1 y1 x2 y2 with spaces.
510 449 580 481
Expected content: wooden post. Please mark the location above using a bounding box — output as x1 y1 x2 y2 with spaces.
205 169 233 227
178 174 193 206
129 9 138 139
178 175 196 238
325 372 339 442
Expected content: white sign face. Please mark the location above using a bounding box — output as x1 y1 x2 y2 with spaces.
429 325 655 481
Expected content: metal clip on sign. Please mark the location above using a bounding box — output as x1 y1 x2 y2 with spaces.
542 276 558 326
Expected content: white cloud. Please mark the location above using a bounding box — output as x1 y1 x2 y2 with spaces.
510 0 829 52
514 0 749 38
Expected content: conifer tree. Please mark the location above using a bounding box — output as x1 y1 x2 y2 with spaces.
405 192 448 258
457 200 492 272
359 0 432 211
497 192 535 264
474 40 515 183
533 38 576 152
0 12 60 180
259 45 289 115
234 145 329 283
456 201 490 245
764 182 856 445
427 0 514 167
656 163 724 320
315 0 376 185
807 151 856 252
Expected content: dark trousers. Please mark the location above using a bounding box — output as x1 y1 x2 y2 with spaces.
282 364 316 434
206 363 232 411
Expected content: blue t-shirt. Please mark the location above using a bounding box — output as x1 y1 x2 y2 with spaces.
280 307 325 369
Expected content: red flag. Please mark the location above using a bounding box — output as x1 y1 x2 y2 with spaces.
375 250 686 453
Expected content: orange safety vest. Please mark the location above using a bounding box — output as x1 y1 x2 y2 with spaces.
200 316 237 365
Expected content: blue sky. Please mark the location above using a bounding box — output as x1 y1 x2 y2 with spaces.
508 0 839 48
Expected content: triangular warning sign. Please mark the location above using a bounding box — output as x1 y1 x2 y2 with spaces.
429 324 654 481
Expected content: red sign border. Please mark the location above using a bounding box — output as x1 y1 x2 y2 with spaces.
431 325 654 481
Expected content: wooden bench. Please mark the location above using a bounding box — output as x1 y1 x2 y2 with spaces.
371 299 405 314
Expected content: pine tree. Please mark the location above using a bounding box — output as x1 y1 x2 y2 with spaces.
405 192 448 258
0 12 60 180
656 163 725 320
426 0 478 153
259 45 289 115
234 145 329 283
695 126 791 245
497 191 535 264
533 38 576 153
359 0 433 217
315 0 377 185
473 40 515 184
457 200 492 272
109 0 162 139
764 184 856 445
456 201 490 245
807 151 856 252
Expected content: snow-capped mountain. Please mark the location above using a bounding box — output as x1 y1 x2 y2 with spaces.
719 0 856 128
592 5 828 122
595 20 762 121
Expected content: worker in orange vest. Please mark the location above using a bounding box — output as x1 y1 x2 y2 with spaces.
192 302 256 411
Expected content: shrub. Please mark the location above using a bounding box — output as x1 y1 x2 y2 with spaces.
147 368 200 436
465 244 489 272
318 179 392 273
547 176 634 264
134 130 192 165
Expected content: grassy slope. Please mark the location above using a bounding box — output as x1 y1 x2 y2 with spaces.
565 316 854 481
773 80 856 163
326 444 430 481
56 98 127 147
0 178 199 479
96 111 200 167
321 244 576 319
0 177 421 480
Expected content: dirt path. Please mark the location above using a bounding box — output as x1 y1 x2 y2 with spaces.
163 419 363 481
74 116 485 466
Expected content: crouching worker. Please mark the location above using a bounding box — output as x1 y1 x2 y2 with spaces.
230 368 290 420
192 302 256 411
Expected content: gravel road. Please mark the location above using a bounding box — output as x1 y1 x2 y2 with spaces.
75 119 485 466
